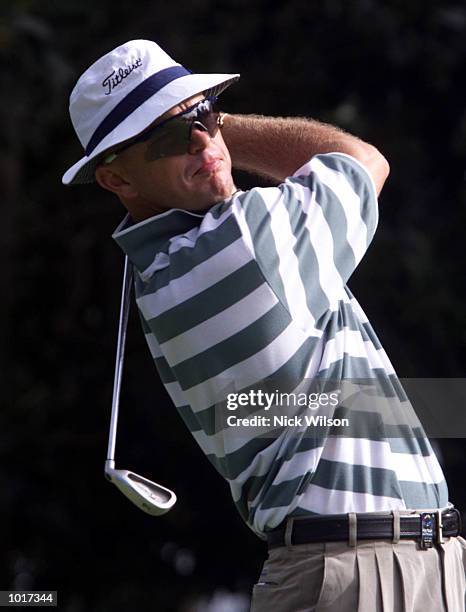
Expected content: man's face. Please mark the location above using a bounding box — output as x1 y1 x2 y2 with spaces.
108 94 235 215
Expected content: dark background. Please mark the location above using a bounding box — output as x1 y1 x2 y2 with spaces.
1 1 465 610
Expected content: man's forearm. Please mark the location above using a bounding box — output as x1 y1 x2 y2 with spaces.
221 114 389 194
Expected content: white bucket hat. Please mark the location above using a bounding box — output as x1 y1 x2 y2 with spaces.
62 39 239 185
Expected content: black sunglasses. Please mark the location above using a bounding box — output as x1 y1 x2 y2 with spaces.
104 97 221 163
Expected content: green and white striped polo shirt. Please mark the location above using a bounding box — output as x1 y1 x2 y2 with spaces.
113 152 448 538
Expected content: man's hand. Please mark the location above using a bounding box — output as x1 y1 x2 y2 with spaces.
221 114 389 196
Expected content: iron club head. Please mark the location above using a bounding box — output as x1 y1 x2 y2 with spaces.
105 461 177 516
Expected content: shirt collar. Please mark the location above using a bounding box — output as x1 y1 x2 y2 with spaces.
112 208 205 274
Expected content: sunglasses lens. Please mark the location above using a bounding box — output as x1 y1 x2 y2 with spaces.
144 99 220 161
145 121 190 161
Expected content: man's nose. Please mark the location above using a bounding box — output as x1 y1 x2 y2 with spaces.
188 122 211 154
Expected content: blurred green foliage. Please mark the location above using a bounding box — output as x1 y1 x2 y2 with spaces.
1 1 465 610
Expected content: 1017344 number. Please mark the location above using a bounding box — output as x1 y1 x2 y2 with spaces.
9 594 53 604
0 591 57 607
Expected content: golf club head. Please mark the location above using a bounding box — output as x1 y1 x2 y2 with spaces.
105 464 176 516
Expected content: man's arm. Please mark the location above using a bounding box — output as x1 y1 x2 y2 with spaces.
221 114 389 196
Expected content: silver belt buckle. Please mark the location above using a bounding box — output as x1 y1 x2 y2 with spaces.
436 509 444 545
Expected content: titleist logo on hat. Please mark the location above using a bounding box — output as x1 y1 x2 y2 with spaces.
102 57 143 95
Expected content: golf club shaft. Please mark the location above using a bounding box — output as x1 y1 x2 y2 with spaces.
106 255 133 465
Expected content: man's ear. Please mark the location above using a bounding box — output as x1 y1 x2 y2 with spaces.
95 164 138 199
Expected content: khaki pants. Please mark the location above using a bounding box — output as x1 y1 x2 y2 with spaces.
250 536 466 612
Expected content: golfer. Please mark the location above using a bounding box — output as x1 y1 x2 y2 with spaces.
63 40 465 611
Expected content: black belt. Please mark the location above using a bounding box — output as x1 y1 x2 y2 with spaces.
266 508 462 550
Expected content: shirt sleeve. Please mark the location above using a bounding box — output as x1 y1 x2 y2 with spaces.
229 152 379 326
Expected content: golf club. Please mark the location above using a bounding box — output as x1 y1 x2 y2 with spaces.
105 255 177 515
